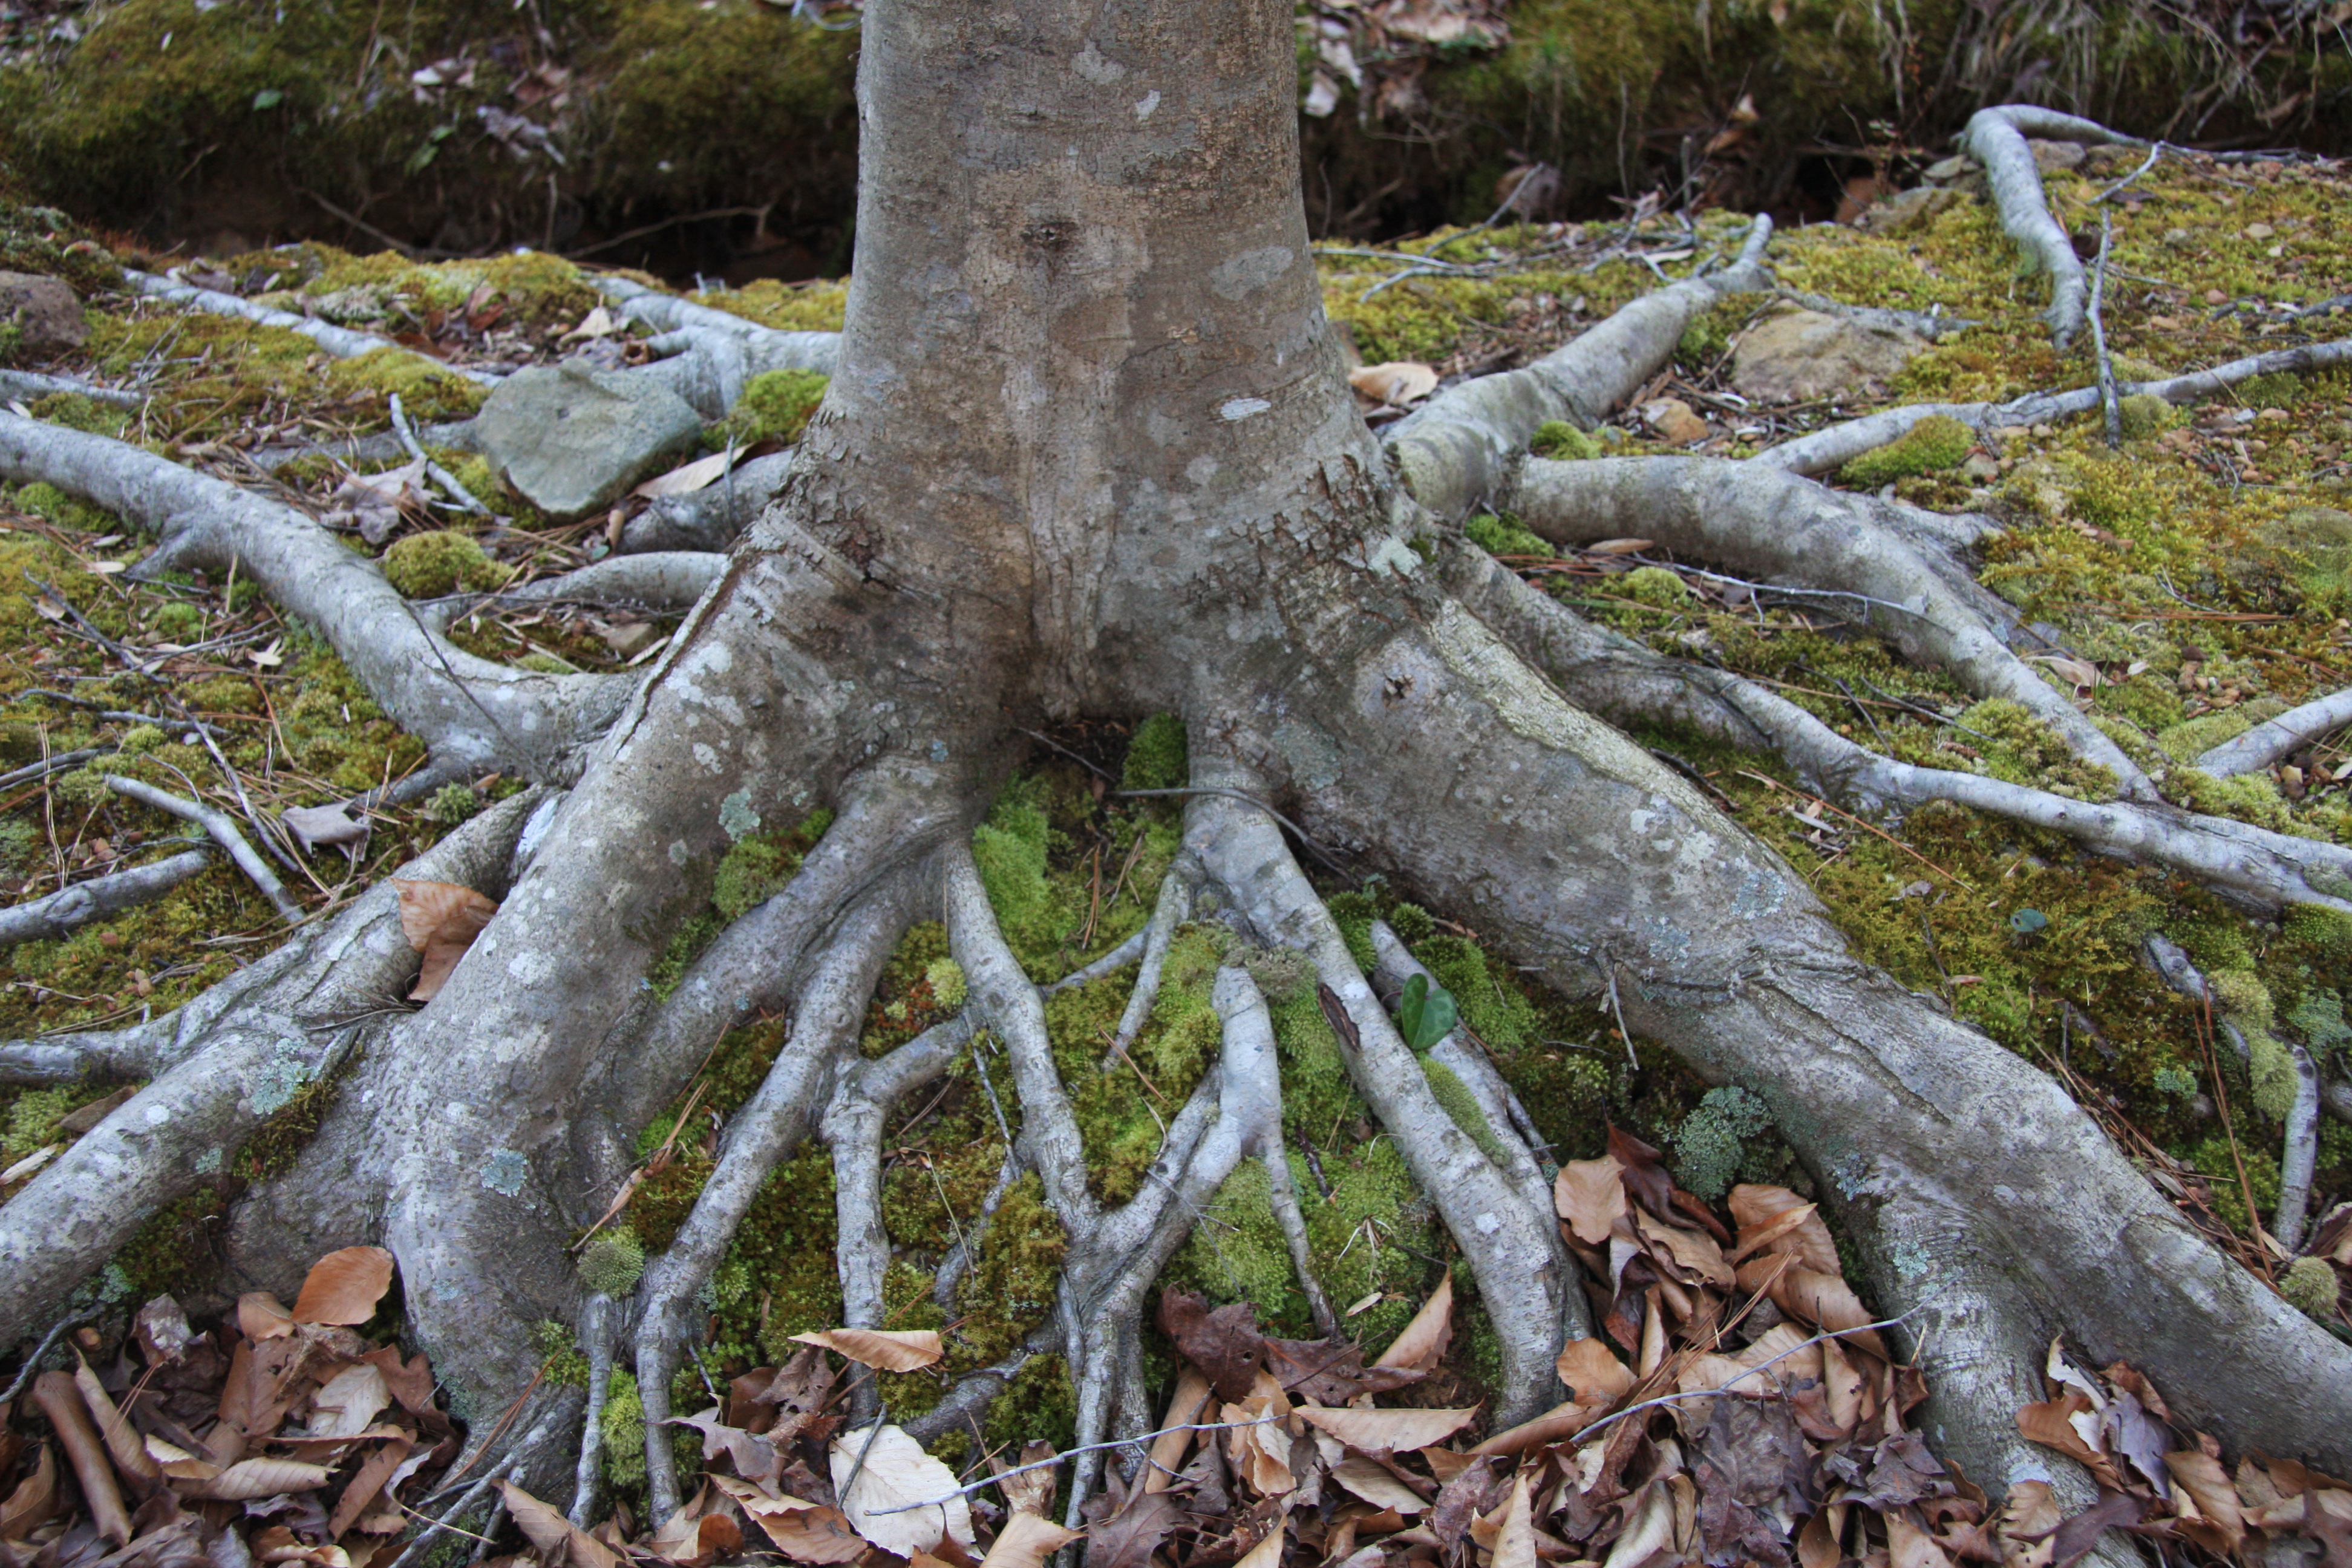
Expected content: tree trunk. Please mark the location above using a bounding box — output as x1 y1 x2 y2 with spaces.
5 0 2348 1533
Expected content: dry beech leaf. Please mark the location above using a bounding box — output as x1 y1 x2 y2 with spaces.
1734 1258 1885 1356
1555 1156 1628 1246
0 1441 56 1539
789 1327 944 1372
1585 537 1656 556
1635 1209 1735 1288
1347 361 1439 407
1729 1184 1841 1276
328 1439 413 1541
1603 1479 1677 1568
1294 1404 1476 1453
635 449 734 499
75 1355 161 1483
2016 1396 2106 1471
302 1363 391 1439
705 1476 867 1564
294 1247 396 1325
650 1503 743 1568
284 804 369 855
2163 1451 2244 1553
1491 1470 1538 1568
997 1439 1059 1517
1143 1369 1209 1495
395 880 499 1002
207 1459 335 1501
238 1291 296 1341
1555 1335 1635 1405
1232 1523 1287 1568
1328 1459 1426 1515
830 1424 974 1558
145 1434 221 1482
1373 1271 1452 1372
979 1512 1081 1568
1469 1396 1601 1457
498 1480 620 1568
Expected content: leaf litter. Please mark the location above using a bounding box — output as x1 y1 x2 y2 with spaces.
7 1177 2350 1568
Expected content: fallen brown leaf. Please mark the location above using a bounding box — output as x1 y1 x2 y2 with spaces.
1373 1271 1452 1372
498 1480 620 1568
1348 361 1439 407
980 1512 1082 1568
705 1476 867 1564
1555 1155 1628 1245
1293 1404 1475 1454
207 1458 335 1501
789 1327 944 1372
1158 1288 1266 1404
394 880 499 1001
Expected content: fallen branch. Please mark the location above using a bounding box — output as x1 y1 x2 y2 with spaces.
0 849 211 946
389 392 489 516
102 775 301 924
1754 335 2352 475
127 270 501 385
2195 684 2352 777
0 370 143 408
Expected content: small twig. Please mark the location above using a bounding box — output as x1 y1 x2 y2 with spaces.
2089 210 2123 450
836 1403 889 1511
390 392 490 515
1018 728 1116 783
102 773 303 923
869 1417 1280 1514
0 1307 94 1405
2094 142 2164 204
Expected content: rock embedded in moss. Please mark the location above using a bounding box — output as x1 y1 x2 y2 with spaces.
1731 310 1924 404
475 363 704 524
381 529 508 598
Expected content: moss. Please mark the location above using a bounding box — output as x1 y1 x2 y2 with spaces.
1420 1055 1514 1169
710 368 829 449
534 1319 591 1388
2191 1137 2281 1233
711 809 831 920
2118 392 2178 439
425 782 481 825
381 530 508 598
1412 933 1539 1051
27 393 128 439
578 1227 646 1297
1169 1158 1305 1330
322 348 488 425
602 1370 648 1490
1839 415 1974 489
2287 989 2349 1053
2282 1256 2341 1321
1532 420 1602 461
1465 513 1551 560
960 1175 1067 1364
2155 710 2256 762
980 1355 1076 1456
11 480 109 532
1616 565 1694 608
924 958 966 1011
1121 714 1187 793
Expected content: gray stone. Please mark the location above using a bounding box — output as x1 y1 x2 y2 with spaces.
476 362 704 523
0 271 87 356
2027 139 2087 174
1729 309 1924 405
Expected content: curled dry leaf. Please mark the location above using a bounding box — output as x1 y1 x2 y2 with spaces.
238 1292 296 1341
394 880 499 1002
0 1441 56 1538
293 1247 396 1327
2162 1451 2244 1554
995 1439 1060 1517
1347 361 1439 407
1729 1184 1841 1276
650 1503 743 1568
145 1434 220 1482
635 448 734 499
499 1480 621 1568
1328 1459 1427 1515
1293 1404 1477 1454
830 1425 974 1558
134 1295 196 1366
1585 538 1657 557
1734 1257 1886 1357
207 1459 335 1501
1143 1368 1210 1495
1232 1523 1287 1568
300 1363 391 1439
1555 1155 1628 1246
1555 1335 1635 1405
1491 1470 1538 1568
1373 1272 1452 1372
283 804 369 855
74 1356 160 1484
979 1512 1082 1568
789 1327 944 1372
705 1476 868 1564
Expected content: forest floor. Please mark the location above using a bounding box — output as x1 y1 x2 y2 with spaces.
1 130 2350 1568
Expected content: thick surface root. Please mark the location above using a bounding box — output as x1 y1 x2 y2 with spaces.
1961 106 2143 347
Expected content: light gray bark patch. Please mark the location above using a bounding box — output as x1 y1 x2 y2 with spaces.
719 790 761 840
481 1148 528 1196
1209 246 1295 301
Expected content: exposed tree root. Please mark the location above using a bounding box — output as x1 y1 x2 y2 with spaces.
126 270 503 385
591 276 838 419
0 370 143 408
1369 922 1557 1176
2197 684 2352 777
618 451 796 555
1508 455 2156 797
1260 584 2352 1477
636 875 918 1518
1386 218 1772 515
1754 336 2352 476
0 414 632 783
569 1292 618 1529
0 789 541 1343
1185 782 1584 1426
1098 865 1192 1070
1961 106 2143 347
1445 546 2352 913
0 848 209 947
503 552 729 614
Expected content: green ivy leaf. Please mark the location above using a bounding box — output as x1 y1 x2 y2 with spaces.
2010 908 2049 935
1398 972 1459 1050
252 88 283 110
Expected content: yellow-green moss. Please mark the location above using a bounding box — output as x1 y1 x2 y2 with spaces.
1530 420 1602 461
710 368 829 449
381 529 509 598
1120 713 1187 793
323 348 488 425
1840 415 1975 489
960 1174 1067 1365
1465 513 1552 560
